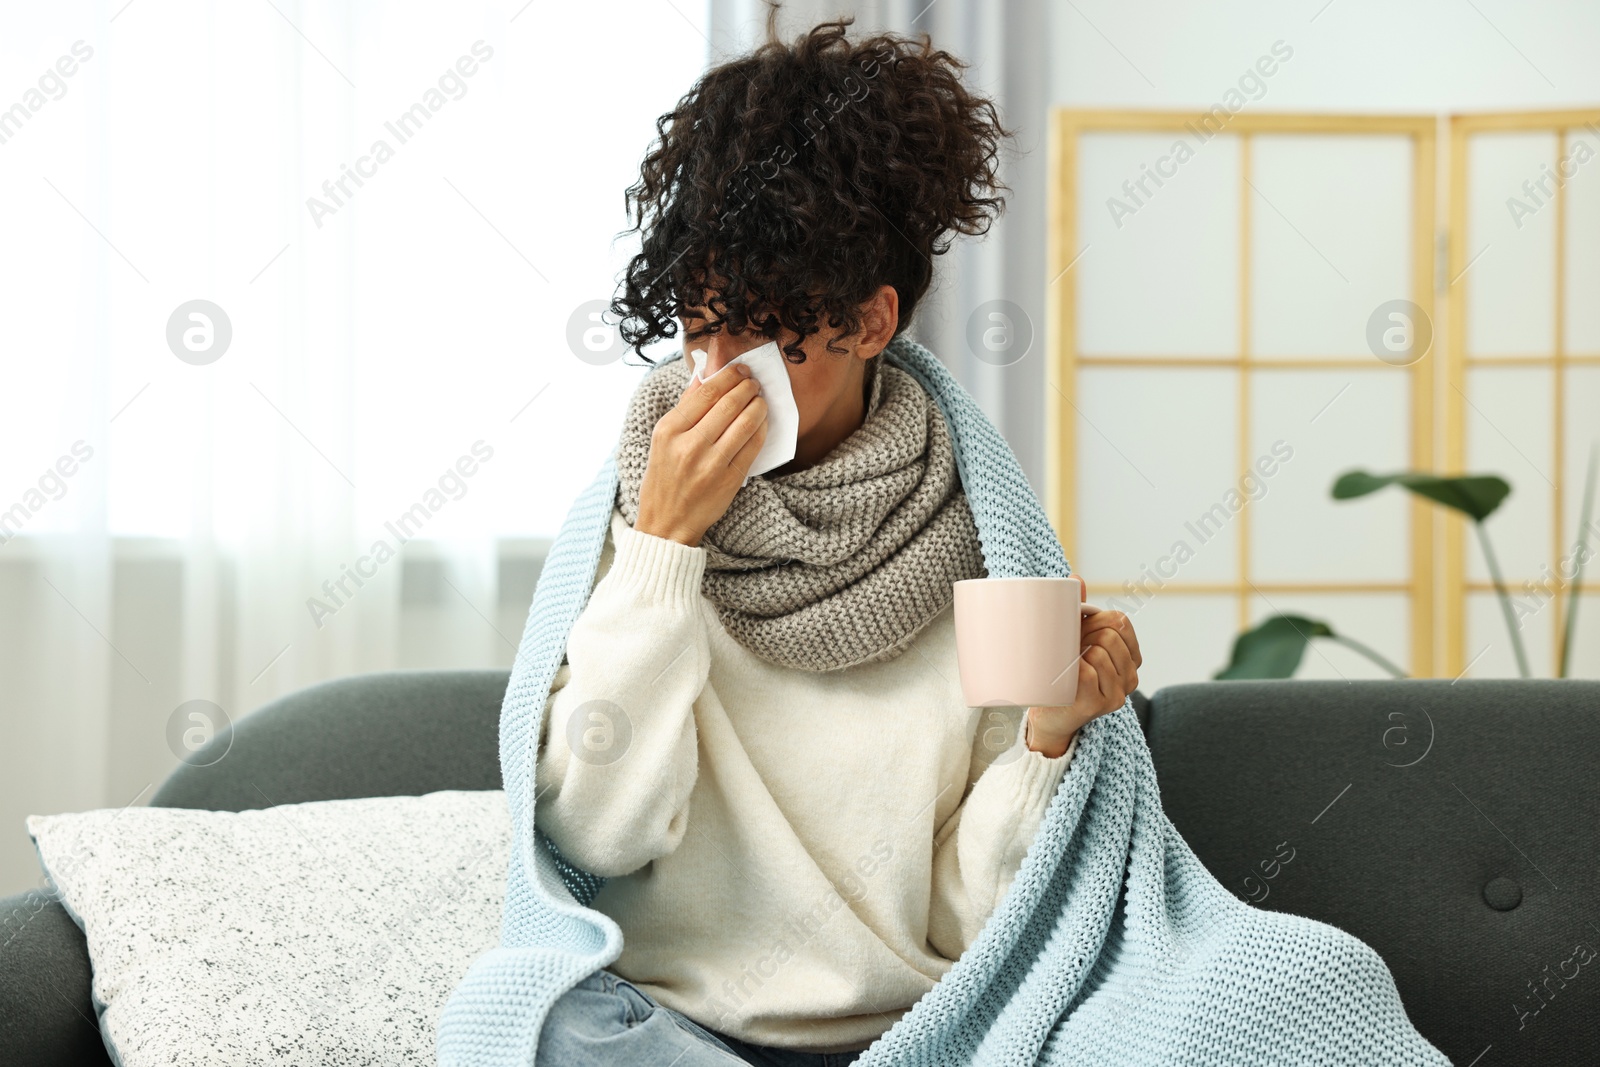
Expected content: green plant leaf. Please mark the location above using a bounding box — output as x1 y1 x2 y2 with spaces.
1214 614 1335 680
1331 470 1511 521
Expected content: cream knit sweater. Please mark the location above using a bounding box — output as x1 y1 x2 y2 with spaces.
535 507 1077 1054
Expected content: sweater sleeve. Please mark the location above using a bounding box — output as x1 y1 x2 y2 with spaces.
926 709 1077 961
534 514 712 878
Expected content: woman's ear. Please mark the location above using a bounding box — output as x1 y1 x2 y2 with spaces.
859 284 900 358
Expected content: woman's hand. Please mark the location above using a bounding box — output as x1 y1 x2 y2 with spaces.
634 363 768 548
1025 587 1142 756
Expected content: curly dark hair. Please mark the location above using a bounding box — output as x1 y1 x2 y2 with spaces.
610 4 1012 364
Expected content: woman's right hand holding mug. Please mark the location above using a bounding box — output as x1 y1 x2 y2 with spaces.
634 363 768 548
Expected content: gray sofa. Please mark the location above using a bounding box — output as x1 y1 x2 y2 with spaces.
2 672 1596 1065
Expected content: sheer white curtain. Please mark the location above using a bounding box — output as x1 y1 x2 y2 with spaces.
0 0 707 895
710 0 1055 487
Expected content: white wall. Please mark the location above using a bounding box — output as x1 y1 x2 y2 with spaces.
1050 0 1600 111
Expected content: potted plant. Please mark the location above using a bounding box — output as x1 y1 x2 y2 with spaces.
1215 449 1597 680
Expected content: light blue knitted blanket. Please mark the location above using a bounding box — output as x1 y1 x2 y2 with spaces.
438 336 1450 1066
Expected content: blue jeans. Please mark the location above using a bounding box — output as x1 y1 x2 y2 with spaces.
536 967 867 1066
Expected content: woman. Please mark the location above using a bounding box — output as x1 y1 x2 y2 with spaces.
534 11 1141 1066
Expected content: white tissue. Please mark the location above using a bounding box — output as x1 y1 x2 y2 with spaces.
686 340 800 484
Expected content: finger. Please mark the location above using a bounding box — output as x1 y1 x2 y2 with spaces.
1076 660 1099 707
1092 630 1137 693
665 365 754 433
714 397 768 470
688 378 763 450
1080 647 1114 709
1088 627 1126 675
1081 609 1128 635
1084 609 1141 669
675 356 748 412
1086 646 1121 707
1113 611 1142 667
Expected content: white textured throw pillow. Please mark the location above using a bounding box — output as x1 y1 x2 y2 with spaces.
27 790 509 1067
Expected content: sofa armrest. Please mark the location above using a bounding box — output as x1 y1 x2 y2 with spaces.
0 889 110 1067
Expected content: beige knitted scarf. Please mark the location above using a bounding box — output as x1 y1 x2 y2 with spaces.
614 352 988 672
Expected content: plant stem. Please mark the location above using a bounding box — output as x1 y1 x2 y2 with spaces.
1560 444 1598 679
1476 520 1531 678
1327 634 1409 678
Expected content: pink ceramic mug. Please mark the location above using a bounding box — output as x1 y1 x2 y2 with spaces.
952 575 1099 708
